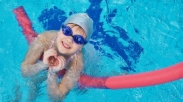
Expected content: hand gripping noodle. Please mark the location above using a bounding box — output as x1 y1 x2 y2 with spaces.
13 6 183 89
64 13 93 42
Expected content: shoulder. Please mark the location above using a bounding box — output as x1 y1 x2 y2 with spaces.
74 51 83 60
29 30 58 50
67 51 84 69
35 30 58 43
67 52 84 64
38 30 58 39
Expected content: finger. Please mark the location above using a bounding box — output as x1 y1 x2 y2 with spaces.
54 56 60 66
48 56 57 66
50 58 62 72
58 56 66 68
44 49 57 58
45 48 57 55
43 48 57 65
49 56 66 73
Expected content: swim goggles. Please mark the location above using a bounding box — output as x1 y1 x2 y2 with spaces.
61 25 87 45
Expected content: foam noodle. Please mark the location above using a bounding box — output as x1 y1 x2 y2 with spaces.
105 62 183 89
13 6 37 44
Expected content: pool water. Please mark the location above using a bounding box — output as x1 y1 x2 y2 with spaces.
0 0 183 102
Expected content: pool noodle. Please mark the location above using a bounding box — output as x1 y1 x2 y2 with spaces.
13 6 37 45
13 6 183 89
105 62 183 89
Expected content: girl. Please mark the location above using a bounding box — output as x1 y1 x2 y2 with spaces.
21 13 93 100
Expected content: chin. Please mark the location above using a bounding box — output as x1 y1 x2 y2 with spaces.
58 49 72 56
56 45 76 57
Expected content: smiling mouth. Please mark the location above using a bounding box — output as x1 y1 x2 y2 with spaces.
62 41 71 49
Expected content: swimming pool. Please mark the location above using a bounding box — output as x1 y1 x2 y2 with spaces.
0 0 183 101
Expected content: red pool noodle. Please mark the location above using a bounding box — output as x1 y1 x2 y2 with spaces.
13 6 183 89
105 62 183 89
13 6 37 45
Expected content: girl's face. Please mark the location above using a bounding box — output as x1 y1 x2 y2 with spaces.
56 24 86 56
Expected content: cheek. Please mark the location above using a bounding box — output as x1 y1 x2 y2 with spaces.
56 36 63 48
56 37 60 45
57 31 65 38
56 33 64 42
58 33 63 39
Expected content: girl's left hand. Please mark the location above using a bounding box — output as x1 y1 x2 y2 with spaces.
49 56 66 73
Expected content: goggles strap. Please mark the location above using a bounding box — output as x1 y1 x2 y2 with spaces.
49 33 59 49
66 50 80 65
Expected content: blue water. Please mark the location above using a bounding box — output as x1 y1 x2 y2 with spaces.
0 0 183 102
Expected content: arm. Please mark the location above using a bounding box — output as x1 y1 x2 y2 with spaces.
47 52 84 100
21 31 55 77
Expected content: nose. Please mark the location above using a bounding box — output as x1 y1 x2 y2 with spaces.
66 36 73 44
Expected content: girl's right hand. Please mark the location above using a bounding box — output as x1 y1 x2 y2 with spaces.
43 47 58 66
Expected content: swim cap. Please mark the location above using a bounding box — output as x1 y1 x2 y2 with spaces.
64 13 93 42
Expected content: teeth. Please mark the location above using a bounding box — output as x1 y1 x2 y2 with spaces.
62 42 70 49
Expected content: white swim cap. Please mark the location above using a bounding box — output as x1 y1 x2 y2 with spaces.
64 13 93 42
